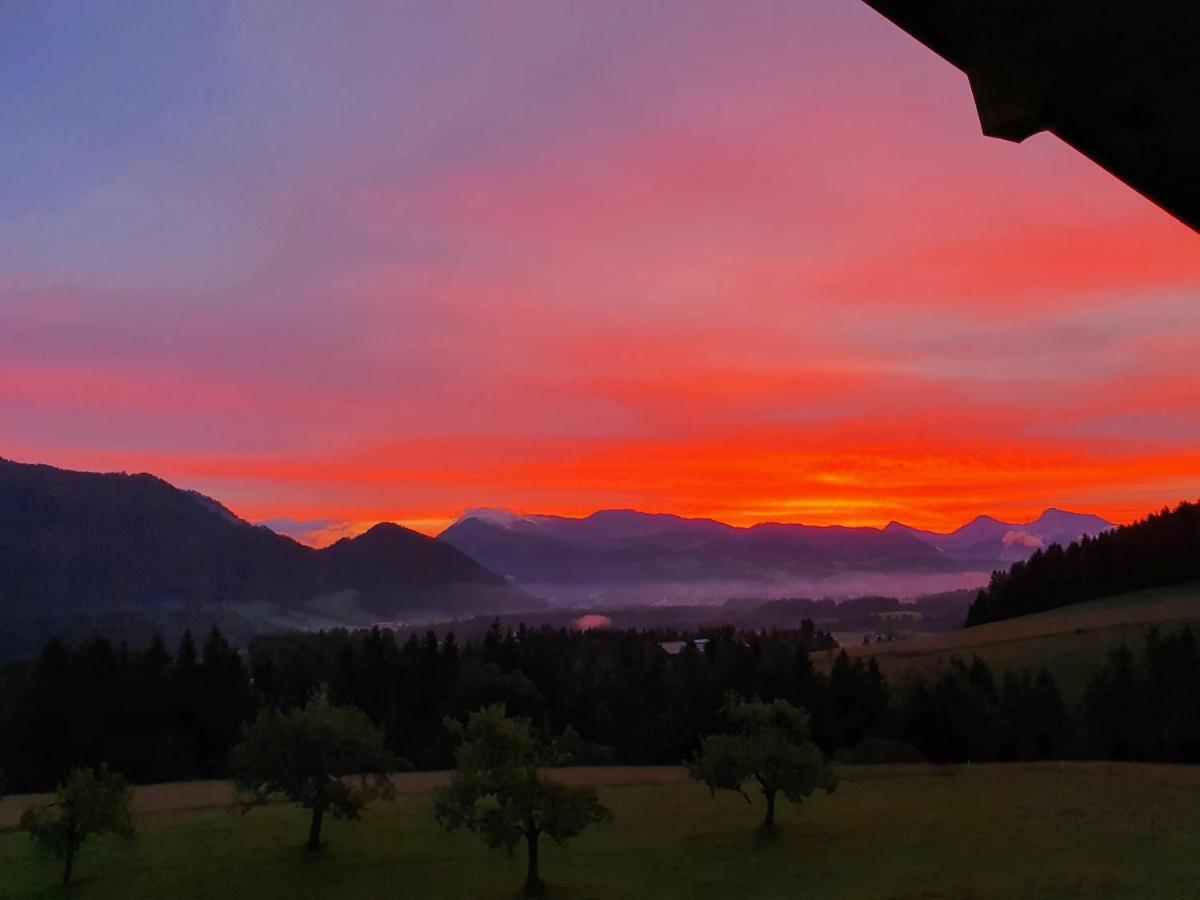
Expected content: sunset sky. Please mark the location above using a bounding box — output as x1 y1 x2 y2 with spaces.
3 1 1199 546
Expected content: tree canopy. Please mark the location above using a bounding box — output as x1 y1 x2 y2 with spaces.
21 765 134 886
6 619 1199 807
434 704 611 896
690 696 836 834
232 688 394 850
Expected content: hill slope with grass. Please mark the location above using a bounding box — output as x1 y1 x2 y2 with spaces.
823 581 1200 698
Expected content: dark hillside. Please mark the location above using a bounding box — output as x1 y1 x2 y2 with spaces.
966 501 1200 626
0 458 530 623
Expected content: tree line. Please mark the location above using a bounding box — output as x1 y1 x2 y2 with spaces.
3 618 1197 796
966 500 1200 626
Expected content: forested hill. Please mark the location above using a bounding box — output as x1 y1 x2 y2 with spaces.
965 501 1200 627
0 458 531 622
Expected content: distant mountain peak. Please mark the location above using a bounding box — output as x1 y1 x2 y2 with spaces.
1035 507 1107 525
343 521 418 542
456 507 535 529
963 514 1003 527
585 508 646 520
363 521 408 534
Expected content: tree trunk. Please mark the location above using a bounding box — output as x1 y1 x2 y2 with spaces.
62 824 78 887
62 848 75 888
307 805 325 851
762 788 778 834
525 827 543 896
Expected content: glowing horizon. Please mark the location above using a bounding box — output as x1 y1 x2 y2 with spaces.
3 2 1198 547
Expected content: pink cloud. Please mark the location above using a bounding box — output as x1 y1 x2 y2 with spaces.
572 615 613 632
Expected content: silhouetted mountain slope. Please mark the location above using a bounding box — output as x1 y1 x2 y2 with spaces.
0 459 530 621
313 523 525 617
965 501 1200 627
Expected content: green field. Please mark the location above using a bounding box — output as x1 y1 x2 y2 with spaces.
819 581 1200 698
3 764 1199 899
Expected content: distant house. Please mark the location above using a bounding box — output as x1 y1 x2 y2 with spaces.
862 632 906 645
657 638 710 656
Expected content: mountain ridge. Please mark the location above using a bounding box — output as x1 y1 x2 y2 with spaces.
450 506 1111 539
0 457 533 623
438 506 1113 604
0 456 1115 619
885 508 1113 563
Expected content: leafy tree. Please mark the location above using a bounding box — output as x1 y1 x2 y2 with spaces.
903 657 999 762
1079 643 1151 760
195 627 256 776
828 652 890 748
21 765 134 887
998 667 1068 760
232 688 394 850
1146 628 1200 760
434 704 611 896
690 696 836 834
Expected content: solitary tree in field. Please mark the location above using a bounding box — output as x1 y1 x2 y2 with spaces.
232 688 394 851
434 704 612 897
21 765 134 887
690 696 836 835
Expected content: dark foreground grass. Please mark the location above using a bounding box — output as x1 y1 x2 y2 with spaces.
2 764 1198 899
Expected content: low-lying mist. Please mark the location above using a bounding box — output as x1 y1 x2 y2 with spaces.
521 570 990 608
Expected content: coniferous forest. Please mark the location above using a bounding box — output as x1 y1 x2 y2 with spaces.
2 619 1196 794
966 501 1200 626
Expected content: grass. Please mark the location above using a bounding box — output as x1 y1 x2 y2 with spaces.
818 581 1200 699
2 764 1199 899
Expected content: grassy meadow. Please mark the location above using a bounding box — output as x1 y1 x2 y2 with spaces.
3 764 1199 899
819 581 1200 699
